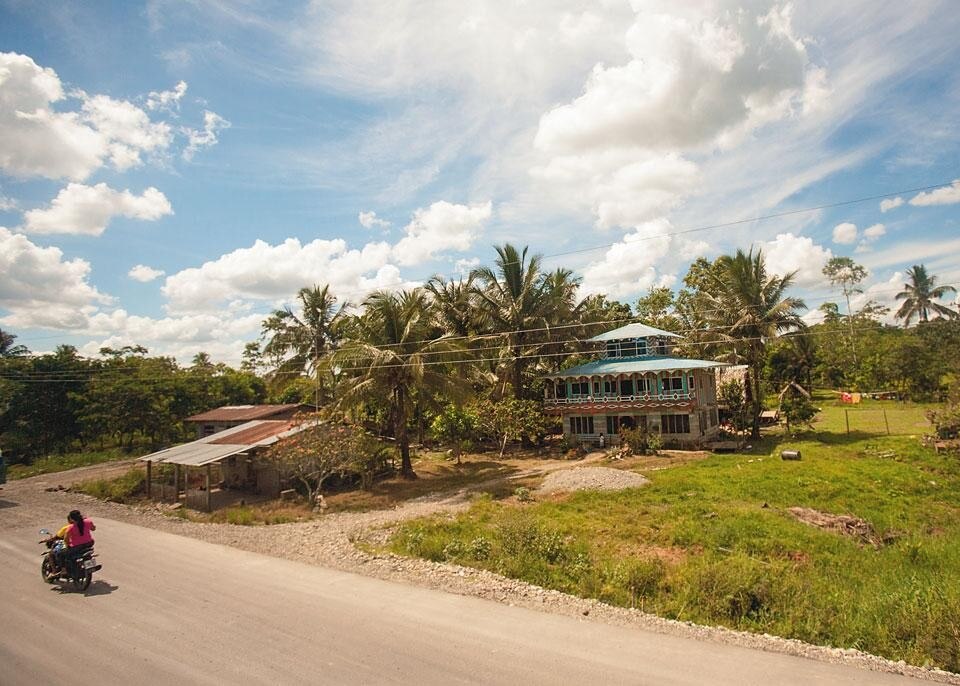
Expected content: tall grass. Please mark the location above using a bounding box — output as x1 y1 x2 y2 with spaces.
390 404 960 672
73 469 147 503
7 448 136 480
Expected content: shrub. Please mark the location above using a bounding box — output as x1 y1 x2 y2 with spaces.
620 426 660 455
514 486 533 502
468 536 492 560
73 469 146 503
624 557 667 608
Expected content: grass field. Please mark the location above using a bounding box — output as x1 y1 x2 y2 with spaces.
7 448 136 480
389 403 960 672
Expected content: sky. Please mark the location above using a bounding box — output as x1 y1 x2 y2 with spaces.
1 0 959 365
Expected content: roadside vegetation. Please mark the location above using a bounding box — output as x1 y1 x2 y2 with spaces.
389 402 960 672
6 448 135 480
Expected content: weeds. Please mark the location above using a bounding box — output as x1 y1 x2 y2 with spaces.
72 469 146 503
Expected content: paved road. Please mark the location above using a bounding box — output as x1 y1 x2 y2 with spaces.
0 511 942 686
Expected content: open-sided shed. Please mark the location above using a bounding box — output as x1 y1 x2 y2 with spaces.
139 419 307 510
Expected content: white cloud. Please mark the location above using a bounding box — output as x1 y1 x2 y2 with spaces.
863 223 886 239
762 233 832 286
79 93 172 170
0 226 111 329
0 194 16 211
0 52 106 180
879 196 903 212
909 179 960 206
579 220 675 298
182 110 230 161
392 201 492 266
358 210 391 230
129 264 165 282
454 257 480 275
832 222 857 244
146 80 188 111
22 183 173 236
161 237 398 313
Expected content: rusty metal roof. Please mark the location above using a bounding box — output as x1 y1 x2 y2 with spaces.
185 404 306 422
139 420 310 467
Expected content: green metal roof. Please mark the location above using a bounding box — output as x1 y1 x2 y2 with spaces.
549 355 727 378
587 323 680 341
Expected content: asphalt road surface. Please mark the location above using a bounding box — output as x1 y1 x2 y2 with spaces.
0 513 944 685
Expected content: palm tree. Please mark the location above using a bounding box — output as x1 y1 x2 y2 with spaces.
471 244 551 400
335 289 464 479
0 328 28 357
262 285 349 406
894 265 958 325
704 248 806 438
425 274 481 338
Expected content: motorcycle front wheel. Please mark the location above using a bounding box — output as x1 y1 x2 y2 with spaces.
41 557 56 584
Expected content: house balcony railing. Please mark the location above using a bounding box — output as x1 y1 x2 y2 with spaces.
544 392 694 406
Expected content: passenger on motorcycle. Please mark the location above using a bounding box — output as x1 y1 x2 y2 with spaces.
61 510 96 578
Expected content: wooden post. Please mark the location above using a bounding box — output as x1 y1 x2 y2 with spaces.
205 464 211 512
883 409 890 436
175 464 182 502
845 409 850 435
146 460 152 498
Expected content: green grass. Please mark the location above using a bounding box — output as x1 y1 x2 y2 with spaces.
389 403 960 672
7 448 135 480
72 468 147 503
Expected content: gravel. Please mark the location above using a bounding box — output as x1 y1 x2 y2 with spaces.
3 463 958 685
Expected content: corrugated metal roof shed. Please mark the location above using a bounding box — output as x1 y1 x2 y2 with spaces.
139 420 308 467
587 323 680 342
549 356 727 378
185 404 305 423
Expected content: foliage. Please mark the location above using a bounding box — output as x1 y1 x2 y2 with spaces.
0 328 29 357
895 264 958 325
635 286 682 332
780 395 818 435
6 448 131 480
619 425 660 455
266 415 381 503
717 380 750 434
473 397 548 456
430 403 478 463
927 380 960 439
73 469 146 503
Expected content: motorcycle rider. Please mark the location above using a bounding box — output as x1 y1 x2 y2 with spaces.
61 510 96 579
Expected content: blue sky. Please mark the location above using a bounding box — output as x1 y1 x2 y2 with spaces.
1 1 959 363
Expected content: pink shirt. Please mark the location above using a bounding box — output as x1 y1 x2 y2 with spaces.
65 518 95 547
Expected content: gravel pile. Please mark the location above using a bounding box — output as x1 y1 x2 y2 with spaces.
537 466 650 494
4 466 959 685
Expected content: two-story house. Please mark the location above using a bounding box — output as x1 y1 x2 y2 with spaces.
543 323 727 447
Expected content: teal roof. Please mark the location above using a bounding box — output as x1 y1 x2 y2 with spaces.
587 323 680 341
549 355 727 378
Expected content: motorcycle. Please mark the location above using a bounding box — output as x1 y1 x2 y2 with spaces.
39 528 101 591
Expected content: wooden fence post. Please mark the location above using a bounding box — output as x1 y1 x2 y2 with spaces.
845 409 850 435
883 409 890 436
146 460 152 498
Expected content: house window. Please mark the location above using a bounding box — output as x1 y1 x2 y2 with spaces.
571 381 589 396
663 375 684 392
606 341 619 358
555 383 567 398
593 382 600 394
661 414 690 434
202 424 216 436
656 340 668 355
637 377 652 394
619 379 634 396
603 380 615 395
620 339 637 357
689 375 695 390
569 416 595 435
636 339 648 356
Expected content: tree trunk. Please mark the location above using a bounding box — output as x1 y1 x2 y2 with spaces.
750 362 762 440
395 387 416 479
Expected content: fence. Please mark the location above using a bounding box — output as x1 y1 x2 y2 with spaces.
839 407 932 436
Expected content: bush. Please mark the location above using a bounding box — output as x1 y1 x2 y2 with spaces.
514 486 533 502
620 426 660 455
927 380 960 439
623 557 667 608
73 469 146 503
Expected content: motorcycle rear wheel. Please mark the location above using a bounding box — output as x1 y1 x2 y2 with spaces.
74 571 92 591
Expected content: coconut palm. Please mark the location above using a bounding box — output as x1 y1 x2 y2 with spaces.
471 244 551 399
704 248 806 438
261 284 349 405
335 289 464 479
0 328 28 357
894 264 958 326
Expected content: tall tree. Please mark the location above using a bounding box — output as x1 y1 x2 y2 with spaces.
335 289 463 479
704 248 806 438
471 244 551 400
822 256 868 365
262 284 349 405
894 264 958 325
